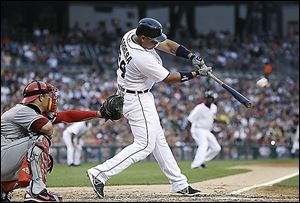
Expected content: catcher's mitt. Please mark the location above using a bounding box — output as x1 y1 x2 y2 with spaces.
100 94 124 121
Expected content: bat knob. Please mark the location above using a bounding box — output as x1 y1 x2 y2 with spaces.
245 102 252 108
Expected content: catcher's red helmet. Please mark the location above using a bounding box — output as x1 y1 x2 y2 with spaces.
21 80 50 104
21 81 58 112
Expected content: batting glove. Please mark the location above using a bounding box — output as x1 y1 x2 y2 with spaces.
195 66 212 77
190 54 205 69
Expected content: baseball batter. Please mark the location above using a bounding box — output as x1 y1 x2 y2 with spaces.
188 91 222 169
1 80 104 202
63 121 91 166
87 18 212 198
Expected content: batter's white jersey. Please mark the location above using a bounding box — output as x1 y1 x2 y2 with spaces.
188 103 217 131
117 29 169 91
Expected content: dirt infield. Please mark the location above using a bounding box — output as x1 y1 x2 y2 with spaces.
12 163 299 202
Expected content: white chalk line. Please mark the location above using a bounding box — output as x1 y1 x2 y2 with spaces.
228 171 299 195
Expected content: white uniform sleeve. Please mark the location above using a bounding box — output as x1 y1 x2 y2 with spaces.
212 104 217 119
134 54 169 82
188 105 201 123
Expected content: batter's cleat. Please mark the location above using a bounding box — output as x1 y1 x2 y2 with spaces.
176 186 204 196
24 189 63 202
191 163 206 169
86 169 104 198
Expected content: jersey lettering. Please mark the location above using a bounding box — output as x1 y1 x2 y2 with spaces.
118 38 132 78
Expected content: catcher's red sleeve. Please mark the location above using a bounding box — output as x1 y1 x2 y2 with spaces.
30 117 50 132
53 110 98 124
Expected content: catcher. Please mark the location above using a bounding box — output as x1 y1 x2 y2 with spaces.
1 80 123 202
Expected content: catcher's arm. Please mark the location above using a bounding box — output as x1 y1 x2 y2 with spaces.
50 110 101 124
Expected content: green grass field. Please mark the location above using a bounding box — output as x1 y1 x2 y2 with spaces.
274 175 299 187
47 158 298 188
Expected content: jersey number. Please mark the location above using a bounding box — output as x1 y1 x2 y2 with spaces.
118 53 126 79
119 60 126 78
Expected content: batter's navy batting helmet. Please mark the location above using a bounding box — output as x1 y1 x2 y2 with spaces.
136 18 167 42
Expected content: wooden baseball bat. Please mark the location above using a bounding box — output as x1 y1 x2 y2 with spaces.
207 71 252 108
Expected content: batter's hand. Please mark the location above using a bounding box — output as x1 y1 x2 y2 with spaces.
195 66 212 77
190 54 205 69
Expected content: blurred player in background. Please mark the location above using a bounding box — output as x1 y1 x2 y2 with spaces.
291 119 299 158
1 80 104 202
188 91 225 169
63 121 92 167
87 17 212 198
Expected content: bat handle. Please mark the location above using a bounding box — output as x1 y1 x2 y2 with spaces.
207 71 224 85
199 64 222 84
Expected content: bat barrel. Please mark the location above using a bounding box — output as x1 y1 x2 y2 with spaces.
222 83 252 108
207 72 251 108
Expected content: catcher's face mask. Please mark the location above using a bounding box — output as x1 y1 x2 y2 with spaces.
46 83 58 113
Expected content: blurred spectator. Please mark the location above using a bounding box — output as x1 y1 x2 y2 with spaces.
1 25 299 156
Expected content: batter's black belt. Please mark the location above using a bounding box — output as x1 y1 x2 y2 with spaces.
118 85 150 94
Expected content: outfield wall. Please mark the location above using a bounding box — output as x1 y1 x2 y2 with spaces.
50 143 297 164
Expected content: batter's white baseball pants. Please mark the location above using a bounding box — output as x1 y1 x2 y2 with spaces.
89 92 188 192
190 128 221 169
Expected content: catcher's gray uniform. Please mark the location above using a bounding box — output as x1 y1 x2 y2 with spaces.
1 104 51 194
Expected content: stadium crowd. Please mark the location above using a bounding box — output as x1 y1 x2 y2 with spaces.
1 23 299 159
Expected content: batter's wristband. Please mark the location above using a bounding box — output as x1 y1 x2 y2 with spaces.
190 54 196 60
176 45 191 59
179 71 194 82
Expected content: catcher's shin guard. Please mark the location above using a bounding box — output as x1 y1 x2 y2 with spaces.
27 135 53 193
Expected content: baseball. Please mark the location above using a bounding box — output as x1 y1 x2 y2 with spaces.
256 77 269 88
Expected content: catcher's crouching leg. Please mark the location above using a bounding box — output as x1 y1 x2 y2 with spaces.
24 135 62 202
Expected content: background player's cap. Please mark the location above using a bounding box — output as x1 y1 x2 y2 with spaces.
136 18 167 43
204 91 215 100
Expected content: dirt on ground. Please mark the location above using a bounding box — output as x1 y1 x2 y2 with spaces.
11 163 299 202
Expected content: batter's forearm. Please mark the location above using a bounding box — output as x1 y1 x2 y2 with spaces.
158 40 195 60
163 71 198 85
157 39 180 55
